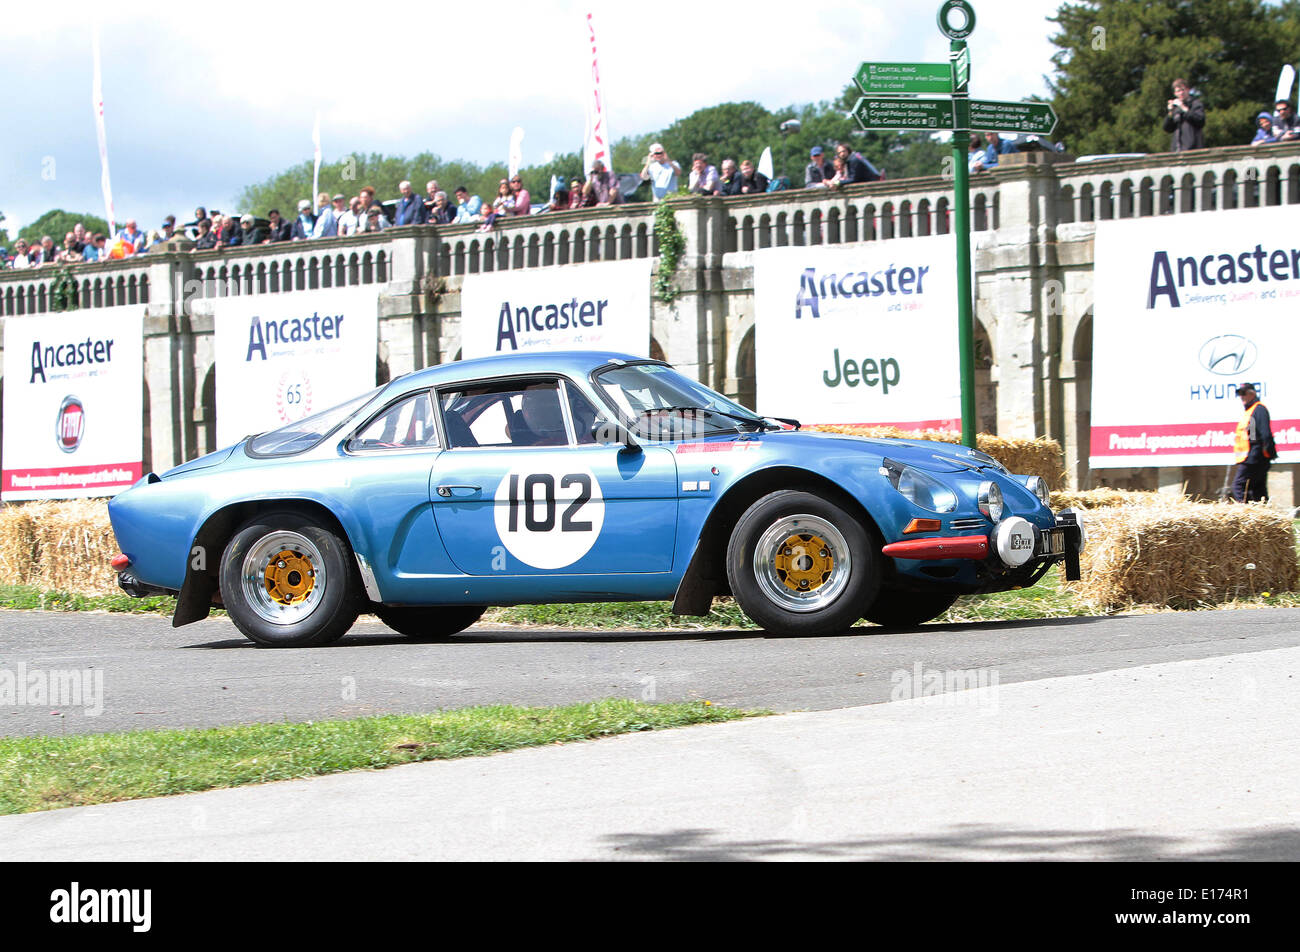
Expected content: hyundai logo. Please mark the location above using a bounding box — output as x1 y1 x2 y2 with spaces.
55 395 85 454
1198 335 1257 376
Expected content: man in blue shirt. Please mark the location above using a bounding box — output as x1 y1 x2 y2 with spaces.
394 180 426 226
983 132 1017 168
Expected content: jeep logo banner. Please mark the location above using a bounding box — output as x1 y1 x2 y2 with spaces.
211 286 378 448
2 307 144 500
752 237 960 428
460 258 652 359
1092 207 1300 468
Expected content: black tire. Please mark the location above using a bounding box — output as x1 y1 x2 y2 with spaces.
219 510 360 647
725 489 879 637
376 605 487 639
864 589 958 630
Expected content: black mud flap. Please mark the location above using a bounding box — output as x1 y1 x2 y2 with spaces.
1064 545 1081 582
173 571 218 627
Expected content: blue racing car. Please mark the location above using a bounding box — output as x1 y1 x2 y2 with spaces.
107 351 1084 647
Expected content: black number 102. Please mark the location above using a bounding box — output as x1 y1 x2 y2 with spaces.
507 473 593 532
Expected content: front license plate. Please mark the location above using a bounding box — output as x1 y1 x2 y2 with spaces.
1039 528 1066 556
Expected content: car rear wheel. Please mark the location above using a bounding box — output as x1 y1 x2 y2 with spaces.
220 511 359 647
376 605 486 639
864 589 958 629
726 490 879 637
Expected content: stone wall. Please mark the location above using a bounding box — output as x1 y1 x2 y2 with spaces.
3 141 1299 504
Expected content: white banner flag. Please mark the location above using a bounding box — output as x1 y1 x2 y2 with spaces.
212 287 378 447
3 307 144 500
1090 207 1300 468
582 12 610 175
460 259 651 359
508 126 525 180
752 238 961 429
312 111 322 209
91 26 116 236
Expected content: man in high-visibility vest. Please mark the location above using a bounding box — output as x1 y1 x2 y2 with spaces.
1231 382 1277 502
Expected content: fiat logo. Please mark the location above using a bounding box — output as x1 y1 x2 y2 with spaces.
1198 335 1257 376
55 395 85 453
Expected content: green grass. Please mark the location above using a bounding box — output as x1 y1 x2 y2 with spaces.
0 699 757 815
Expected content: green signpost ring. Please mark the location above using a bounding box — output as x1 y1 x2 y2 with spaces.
937 0 976 39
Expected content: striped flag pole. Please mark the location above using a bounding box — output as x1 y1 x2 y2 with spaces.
582 12 610 176
91 25 116 236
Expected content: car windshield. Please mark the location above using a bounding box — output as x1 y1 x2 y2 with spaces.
592 362 765 439
246 388 381 456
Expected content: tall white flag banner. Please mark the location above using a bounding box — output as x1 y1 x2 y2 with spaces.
91 26 116 236
582 12 610 174
460 259 651 359
1090 207 1300 468
3 307 144 500
508 126 525 180
312 111 322 209
212 287 379 447
757 146 774 181
752 238 961 428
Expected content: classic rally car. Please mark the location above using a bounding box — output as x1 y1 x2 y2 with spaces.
108 351 1084 647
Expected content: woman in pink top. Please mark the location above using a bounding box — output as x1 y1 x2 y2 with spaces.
509 175 530 215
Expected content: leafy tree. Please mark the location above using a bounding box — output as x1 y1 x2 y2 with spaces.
17 209 110 244
1048 0 1300 154
0 211 11 247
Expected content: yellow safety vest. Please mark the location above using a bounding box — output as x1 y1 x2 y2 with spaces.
1234 401 1263 463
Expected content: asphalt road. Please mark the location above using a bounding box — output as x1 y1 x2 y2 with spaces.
3 606 1300 735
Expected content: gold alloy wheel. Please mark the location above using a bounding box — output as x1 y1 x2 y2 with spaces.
263 548 316 605
753 515 853 613
240 529 328 625
773 532 834 594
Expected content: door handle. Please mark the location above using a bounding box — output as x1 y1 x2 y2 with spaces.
436 484 482 497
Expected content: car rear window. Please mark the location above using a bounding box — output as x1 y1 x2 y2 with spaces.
246 388 380 456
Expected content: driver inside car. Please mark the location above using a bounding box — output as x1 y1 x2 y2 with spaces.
508 385 568 446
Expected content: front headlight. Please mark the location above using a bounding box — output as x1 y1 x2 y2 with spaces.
880 458 958 513
1023 475 1050 507
978 480 1004 521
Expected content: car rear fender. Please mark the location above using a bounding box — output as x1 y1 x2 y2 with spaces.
174 498 362 627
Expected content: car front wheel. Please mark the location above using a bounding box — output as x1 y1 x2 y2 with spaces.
726 490 879 637
376 605 487 639
220 511 360 647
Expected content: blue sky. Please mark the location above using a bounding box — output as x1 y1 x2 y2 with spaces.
0 0 1062 234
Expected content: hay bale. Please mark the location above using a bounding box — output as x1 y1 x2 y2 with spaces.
810 425 1065 485
1050 488 1166 510
0 500 119 595
1064 500 1298 609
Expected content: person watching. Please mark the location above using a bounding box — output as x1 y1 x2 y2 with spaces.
640 143 681 201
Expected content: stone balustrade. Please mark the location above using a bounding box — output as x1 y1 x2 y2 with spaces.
3 140 1300 502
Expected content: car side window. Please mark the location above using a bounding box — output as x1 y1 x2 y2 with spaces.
346 391 439 452
440 378 571 448
564 381 601 445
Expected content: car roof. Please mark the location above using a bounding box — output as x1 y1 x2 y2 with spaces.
388 350 652 392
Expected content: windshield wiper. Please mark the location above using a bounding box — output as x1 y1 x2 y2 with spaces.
638 406 773 431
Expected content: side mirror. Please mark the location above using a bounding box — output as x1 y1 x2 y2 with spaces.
592 419 641 453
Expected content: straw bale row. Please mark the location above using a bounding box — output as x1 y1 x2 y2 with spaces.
0 500 120 595
810 425 1065 486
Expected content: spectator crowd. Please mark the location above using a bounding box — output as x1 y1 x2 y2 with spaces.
5 95 1298 270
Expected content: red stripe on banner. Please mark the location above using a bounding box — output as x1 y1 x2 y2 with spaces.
1090 420 1300 457
815 418 963 432
2 461 142 493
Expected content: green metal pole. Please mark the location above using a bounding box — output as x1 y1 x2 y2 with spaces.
950 38 977 448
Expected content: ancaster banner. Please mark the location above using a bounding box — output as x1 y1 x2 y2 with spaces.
752 236 960 428
212 286 378 447
459 258 651 359
2 306 144 500
1091 207 1300 468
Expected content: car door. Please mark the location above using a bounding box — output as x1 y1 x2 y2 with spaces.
429 375 678 577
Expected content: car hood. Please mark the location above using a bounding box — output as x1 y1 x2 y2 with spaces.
160 445 239 479
765 430 1006 474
